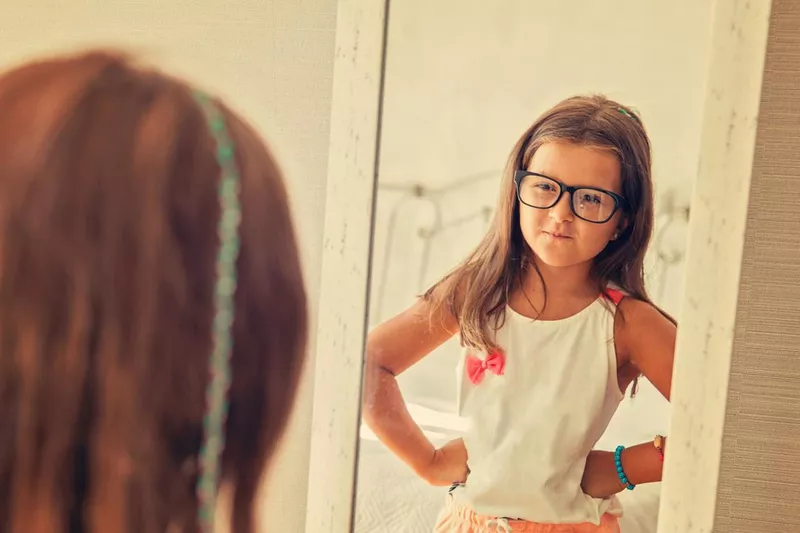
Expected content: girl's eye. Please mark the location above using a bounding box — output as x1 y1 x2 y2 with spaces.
580 193 602 204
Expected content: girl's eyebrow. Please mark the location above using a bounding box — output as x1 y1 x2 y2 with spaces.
526 171 617 193
533 170 556 180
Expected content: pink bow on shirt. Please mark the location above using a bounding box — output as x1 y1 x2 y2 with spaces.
466 351 505 385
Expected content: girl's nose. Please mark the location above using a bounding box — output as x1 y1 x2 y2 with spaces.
549 192 574 223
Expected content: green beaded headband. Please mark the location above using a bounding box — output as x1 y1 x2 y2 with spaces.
618 107 639 122
192 90 242 533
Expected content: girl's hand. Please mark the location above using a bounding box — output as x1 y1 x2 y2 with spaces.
581 450 625 498
419 438 469 486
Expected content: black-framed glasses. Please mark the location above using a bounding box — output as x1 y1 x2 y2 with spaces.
513 171 628 224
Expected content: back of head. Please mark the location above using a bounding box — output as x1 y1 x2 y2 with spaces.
0 51 307 533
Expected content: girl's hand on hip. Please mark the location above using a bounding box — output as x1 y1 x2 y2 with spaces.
581 450 625 498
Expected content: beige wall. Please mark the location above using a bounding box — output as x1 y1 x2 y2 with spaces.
715 1 800 531
2 2 337 531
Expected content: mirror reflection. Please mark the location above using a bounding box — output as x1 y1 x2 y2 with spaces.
356 2 707 532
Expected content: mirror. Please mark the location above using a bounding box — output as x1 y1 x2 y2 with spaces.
353 2 709 532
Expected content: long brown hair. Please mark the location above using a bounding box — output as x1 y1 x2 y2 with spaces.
0 51 307 533
425 94 672 353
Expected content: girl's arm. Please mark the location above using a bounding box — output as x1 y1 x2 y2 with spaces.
362 288 461 484
583 298 676 497
617 297 676 401
616 297 676 485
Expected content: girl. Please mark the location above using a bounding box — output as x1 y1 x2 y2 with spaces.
363 95 676 533
0 51 307 533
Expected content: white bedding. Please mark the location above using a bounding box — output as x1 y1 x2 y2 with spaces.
354 381 668 533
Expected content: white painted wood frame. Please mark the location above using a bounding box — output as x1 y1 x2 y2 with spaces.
657 1 772 532
304 0 390 531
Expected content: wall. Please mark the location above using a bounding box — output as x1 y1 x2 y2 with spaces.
715 1 800 530
1 2 337 530
368 0 713 439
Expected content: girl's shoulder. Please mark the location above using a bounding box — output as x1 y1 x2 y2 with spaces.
613 294 676 359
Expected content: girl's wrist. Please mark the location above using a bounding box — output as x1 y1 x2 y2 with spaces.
618 440 664 486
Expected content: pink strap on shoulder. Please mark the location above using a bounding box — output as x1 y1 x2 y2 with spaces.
603 288 625 305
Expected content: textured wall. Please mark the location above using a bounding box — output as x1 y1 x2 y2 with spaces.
714 1 800 531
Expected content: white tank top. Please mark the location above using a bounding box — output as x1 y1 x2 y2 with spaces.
452 291 625 525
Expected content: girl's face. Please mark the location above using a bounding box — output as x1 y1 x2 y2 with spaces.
519 142 625 270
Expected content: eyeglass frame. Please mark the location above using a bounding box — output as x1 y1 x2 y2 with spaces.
513 170 629 224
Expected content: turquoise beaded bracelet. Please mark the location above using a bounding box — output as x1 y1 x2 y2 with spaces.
614 445 636 491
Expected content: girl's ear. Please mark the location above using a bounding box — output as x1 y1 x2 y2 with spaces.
612 216 629 241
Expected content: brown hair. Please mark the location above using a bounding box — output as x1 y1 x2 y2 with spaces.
425 95 673 356
0 51 307 533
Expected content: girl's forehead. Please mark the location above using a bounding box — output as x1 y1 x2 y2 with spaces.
527 142 622 192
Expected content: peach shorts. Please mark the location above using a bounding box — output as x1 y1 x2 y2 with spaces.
433 496 621 533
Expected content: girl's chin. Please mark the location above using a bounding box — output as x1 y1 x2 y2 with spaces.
530 253 582 269
530 244 590 269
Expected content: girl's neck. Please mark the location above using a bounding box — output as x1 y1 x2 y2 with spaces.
508 256 599 321
522 255 597 299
